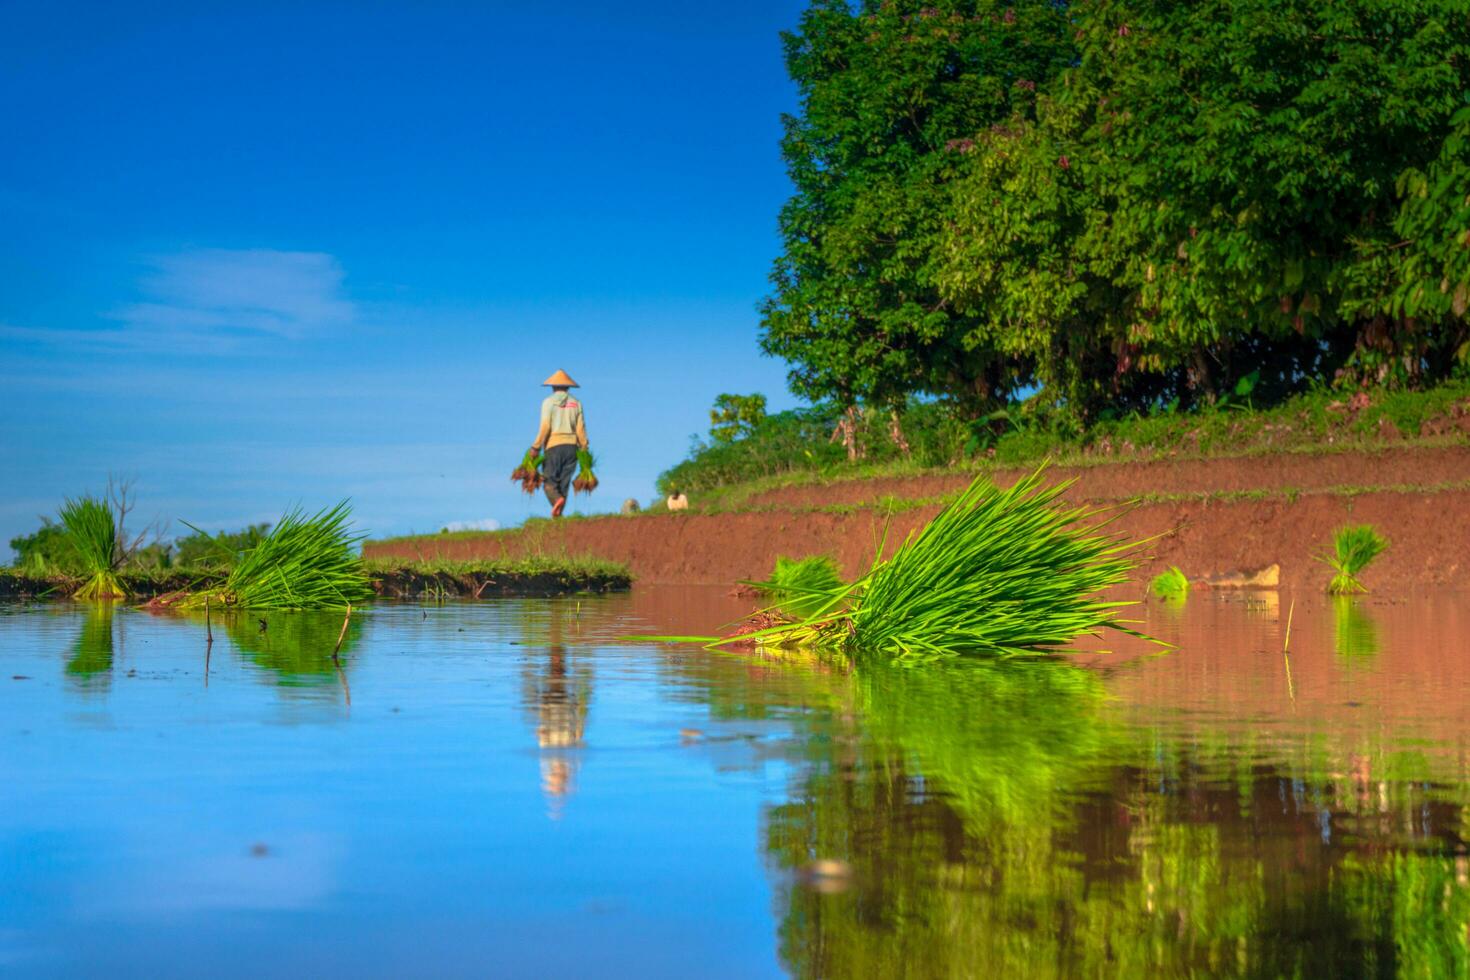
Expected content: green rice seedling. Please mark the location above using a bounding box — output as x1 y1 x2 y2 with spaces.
59 495 125 599
698 467 1150 660
756 555 846 619
181 500 373 610
572 448 599 494
511 449 545 495
1319 524 1388 595
1149 566 1190 601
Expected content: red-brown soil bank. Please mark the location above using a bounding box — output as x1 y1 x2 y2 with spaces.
366 446 1470 595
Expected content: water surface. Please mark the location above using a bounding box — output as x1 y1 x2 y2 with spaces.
1 589 1467 977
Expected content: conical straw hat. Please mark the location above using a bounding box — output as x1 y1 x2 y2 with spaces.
542 369 579 387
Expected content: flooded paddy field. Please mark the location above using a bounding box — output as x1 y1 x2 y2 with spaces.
2 589 1467 977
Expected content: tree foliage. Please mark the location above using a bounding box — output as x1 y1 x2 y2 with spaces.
708 392 769 443
765 0 1470 423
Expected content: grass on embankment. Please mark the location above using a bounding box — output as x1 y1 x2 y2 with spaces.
362 557 631 598
0 557 632 601
658 379 1470 508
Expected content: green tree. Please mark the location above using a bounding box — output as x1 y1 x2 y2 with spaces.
761 0 1077 420
938 0 1470 419
8 519 76 573
708 393 769 443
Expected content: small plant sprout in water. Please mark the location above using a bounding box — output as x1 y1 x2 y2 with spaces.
59 496 126 600
1149 566 1189 601
1320 524 1388 595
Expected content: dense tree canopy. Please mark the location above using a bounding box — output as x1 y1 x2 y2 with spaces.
762 0 1470 423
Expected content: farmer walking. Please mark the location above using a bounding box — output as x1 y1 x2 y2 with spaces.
530 369 588 518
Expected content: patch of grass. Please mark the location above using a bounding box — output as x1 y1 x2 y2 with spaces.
182 500 374 610
59 496 125 600
658 379 1470 503
1320 524 1389 595
1149 566 1190 601
361 556 630 580
708 468 1150 660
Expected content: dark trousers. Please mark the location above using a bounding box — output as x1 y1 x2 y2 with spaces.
542 444 578 505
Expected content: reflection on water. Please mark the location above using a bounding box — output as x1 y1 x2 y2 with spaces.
64 602 116 690
519 603 592 816
1 589 1468 977
221 608 362 691
758 652 1469 977
1334 596 1381 660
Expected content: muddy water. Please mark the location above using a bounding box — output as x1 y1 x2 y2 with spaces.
1 589 1467 978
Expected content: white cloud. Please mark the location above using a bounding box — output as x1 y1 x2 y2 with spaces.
1 249 356 353
443 518 501 532
116 248 353 340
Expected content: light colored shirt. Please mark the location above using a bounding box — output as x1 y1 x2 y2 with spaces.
535 390 588 449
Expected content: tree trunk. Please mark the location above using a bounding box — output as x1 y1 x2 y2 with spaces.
844 405 863 461
888 410 911 456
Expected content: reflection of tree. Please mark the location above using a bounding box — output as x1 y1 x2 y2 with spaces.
520 602 592 817
1333 597 1381 660
66 603 116 691
223 610 361 688
752 654 1470 978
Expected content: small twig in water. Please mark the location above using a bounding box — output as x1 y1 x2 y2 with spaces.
1282 598 1297 705
333 604 352 663
204 596 213 688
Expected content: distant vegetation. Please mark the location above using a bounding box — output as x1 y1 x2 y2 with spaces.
658 379 1470 497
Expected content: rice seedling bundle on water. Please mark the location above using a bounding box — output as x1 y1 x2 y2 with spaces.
511 449 544 495
694 468 1148 660
1319 524 1388 595
180 500 373 610
572 448 599 494
59 496 126 600
1149 566 1190 601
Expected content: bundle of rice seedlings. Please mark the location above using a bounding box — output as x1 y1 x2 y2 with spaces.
712 468 1148 660
572 448 599 494
1149 566 1190 601
1319 524 1388 595
181 500 373 610
59 495 126 600
511 449 545 495
755 555 846 619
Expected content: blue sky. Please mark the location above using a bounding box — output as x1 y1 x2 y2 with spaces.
0 1 809 554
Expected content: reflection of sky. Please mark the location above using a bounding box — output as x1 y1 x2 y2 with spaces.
0 602 789 977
